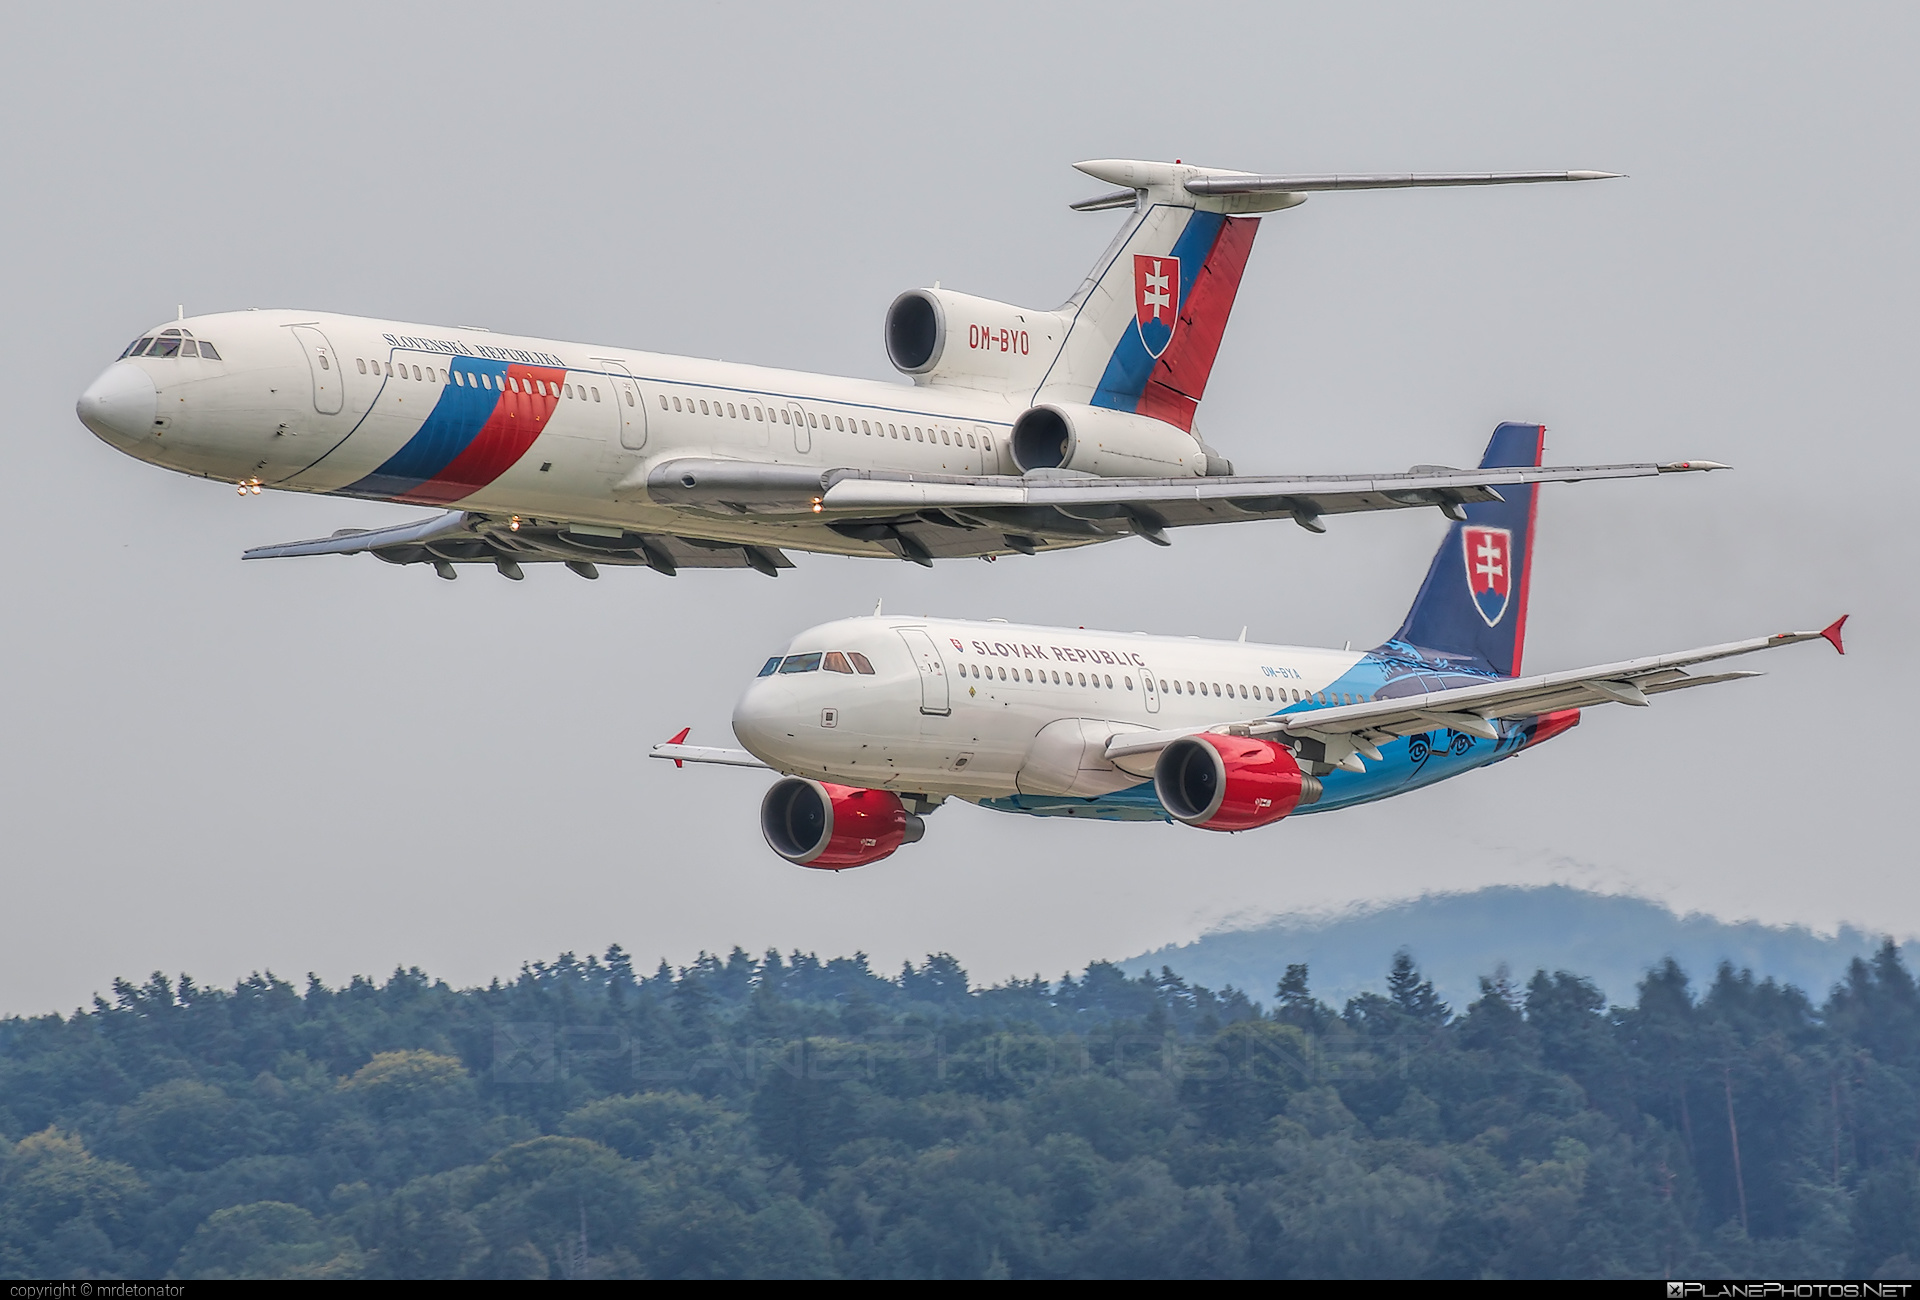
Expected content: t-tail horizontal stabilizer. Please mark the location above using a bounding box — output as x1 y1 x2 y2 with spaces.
1069 159 1622 211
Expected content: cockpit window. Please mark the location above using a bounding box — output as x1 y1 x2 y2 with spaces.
848 652 875 675
778 652 823 674
823 652 853 674
118 327 217 362
758 656 782 677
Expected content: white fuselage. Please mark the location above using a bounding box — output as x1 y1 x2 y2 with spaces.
731 615 1379 806
77 310 1086 558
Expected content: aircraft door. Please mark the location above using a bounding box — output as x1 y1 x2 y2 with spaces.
895 628 950 716
599 361 646 449
288 325 344 415
787 403 811 454
975 425 1005 474
1141 663 1160 713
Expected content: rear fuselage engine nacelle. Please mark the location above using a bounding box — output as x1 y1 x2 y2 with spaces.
1153 734 1322 832
760 777 926 870
885 288 1063 394
1009 403 1207 479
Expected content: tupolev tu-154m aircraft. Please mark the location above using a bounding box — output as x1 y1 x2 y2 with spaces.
651 426 1844 868
76 160 1718 579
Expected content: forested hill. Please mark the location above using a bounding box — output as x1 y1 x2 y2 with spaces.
2 942 1918 1280
1124 885 1907 1010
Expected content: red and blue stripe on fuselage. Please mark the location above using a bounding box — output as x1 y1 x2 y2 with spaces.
342 358 568 504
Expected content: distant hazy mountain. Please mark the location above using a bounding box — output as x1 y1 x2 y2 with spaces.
1121 885 1908 1011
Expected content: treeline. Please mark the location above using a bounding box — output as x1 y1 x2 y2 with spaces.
1 940 1917 1278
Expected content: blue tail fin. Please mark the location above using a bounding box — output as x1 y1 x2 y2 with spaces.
1380 422 1543 677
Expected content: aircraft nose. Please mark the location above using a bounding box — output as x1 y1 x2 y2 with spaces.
732 679 804 763
76 362 157 445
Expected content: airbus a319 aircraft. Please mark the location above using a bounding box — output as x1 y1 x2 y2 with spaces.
652 425 1843 868
75 160 1716 579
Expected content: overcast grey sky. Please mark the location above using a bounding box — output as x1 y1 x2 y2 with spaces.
2 2 1913 1015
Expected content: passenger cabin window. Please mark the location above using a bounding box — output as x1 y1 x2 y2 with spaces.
848 652 875 674
823 652 853 674
778 652 823 674
592 387 601 401
758 656 782 677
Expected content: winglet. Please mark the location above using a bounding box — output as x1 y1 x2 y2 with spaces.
666 726 691 767
1820 616 1848 655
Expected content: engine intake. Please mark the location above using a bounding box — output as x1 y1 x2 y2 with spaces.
760 777 925 870
1010 403 1206 478
1154 733 1322 832
884 288 1064 391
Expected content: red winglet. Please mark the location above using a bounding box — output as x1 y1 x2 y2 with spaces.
666 726 691 768
1820 616 1848 655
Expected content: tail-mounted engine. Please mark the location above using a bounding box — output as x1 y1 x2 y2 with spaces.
885 288 1065 393
1010 403 1207 478
760 777 925 870
1153 733 1322 832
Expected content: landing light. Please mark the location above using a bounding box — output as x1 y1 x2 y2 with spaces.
235 478 262 496
811 498 823 513
509 515 522 531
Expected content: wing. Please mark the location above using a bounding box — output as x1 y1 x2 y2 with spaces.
244 456 1722 574
1106 618 1847 773
649 727 769 770
243 511 796 578
645 457 1725 559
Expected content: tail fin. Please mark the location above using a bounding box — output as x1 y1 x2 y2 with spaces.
1381 422 1544 677
1036 160 1289 432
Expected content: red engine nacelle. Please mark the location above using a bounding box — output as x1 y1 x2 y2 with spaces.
1153 733 1321 832
760 777 925 870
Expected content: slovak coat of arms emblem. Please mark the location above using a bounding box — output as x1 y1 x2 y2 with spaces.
1133 254 1180 357
1462 526 1514 627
